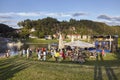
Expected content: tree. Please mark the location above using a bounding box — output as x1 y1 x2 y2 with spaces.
0 23 15 37
19 28 30 38
17 17 120 38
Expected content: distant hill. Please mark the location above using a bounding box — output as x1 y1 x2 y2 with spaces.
18 17 120 38
0 23 15 33
0 23 15 37
77 20 115 35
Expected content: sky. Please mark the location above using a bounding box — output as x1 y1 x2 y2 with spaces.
0 0 120 28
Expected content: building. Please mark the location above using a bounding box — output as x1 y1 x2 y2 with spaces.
66 34 90 40
45 35 52 40
91 35 118 52
29 28 38 38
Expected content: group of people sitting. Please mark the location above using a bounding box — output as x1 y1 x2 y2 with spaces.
50 48 87 63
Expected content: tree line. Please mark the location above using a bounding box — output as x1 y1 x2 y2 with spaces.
18 17 120 38
0 23 18 38
0 17 120 38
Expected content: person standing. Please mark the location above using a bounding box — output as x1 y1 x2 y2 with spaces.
38 48 42 60
29 48 32 58
43 50 46 61
6 49 10 58
26 48 30 59
50 49 54 58
102 48 105 56
22 48 26 57
54 51 60 62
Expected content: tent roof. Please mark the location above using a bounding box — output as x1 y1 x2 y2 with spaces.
64 40 95 48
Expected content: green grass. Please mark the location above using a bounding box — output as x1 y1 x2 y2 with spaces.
0 53 120 80
24 38 58 44
118 38 120 47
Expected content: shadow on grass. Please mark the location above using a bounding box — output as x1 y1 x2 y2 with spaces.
43 54 120 80
94 65 103 80
0 57 30 80
105 67 118 80
93 61 118 80
1 52 119 80
93 54 119 80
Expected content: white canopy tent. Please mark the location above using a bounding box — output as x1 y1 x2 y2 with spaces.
64 40 95 48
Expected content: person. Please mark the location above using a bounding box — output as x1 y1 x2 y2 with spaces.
43 50 47 61
38 48 42 60
26 48 30 59
29 48 32 57
6 49 10 58
60 49 66 60
50 49 54 58
54 51 60 62
22 48 26 57
101 48 105 56
62 49 66 60
78 52 85 63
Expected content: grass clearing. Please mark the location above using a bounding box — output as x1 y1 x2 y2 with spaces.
24 38 58 44
0 53 120 80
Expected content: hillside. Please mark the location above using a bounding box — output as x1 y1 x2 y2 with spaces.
17 17 120 38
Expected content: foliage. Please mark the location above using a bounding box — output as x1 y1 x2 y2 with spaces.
19 28 30 39
25 38 58 44
0 23 16 38
18 17 120 38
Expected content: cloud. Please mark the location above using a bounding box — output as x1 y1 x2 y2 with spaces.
72 12 86 17
0 12 15 17
0 16 13 19
0 20 12 23
0 12 87 28
97 15 112 20
97 14 120 25
114 17 120 21
105 21 120 26
0 12 87 18
97 14 120 22
0 19 19 29
16 12 41 17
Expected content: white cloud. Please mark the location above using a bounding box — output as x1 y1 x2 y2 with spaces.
97 14 120 26
72 12 87 17
0 12 87 18
16 12 40 17
97 14 120 22
0 20 13 23
0 16 12 19
0 12 87 28
105 21 120 26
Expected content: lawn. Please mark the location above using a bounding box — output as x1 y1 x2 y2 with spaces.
0 53 120 80
24 38 58 44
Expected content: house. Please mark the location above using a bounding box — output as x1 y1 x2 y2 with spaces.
29 28 38 38
14 29 21 33
30 28 35 32
45 35 52 40
66 34 90 40
67 34 81 39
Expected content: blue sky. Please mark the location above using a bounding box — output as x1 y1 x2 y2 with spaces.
0 0 120 28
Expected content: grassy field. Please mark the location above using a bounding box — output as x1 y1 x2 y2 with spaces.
0 53 120 80
24 38 58 44
0 38 119 80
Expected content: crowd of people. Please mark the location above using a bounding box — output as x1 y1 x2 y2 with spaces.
5 46 106 63
19 47 90 63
